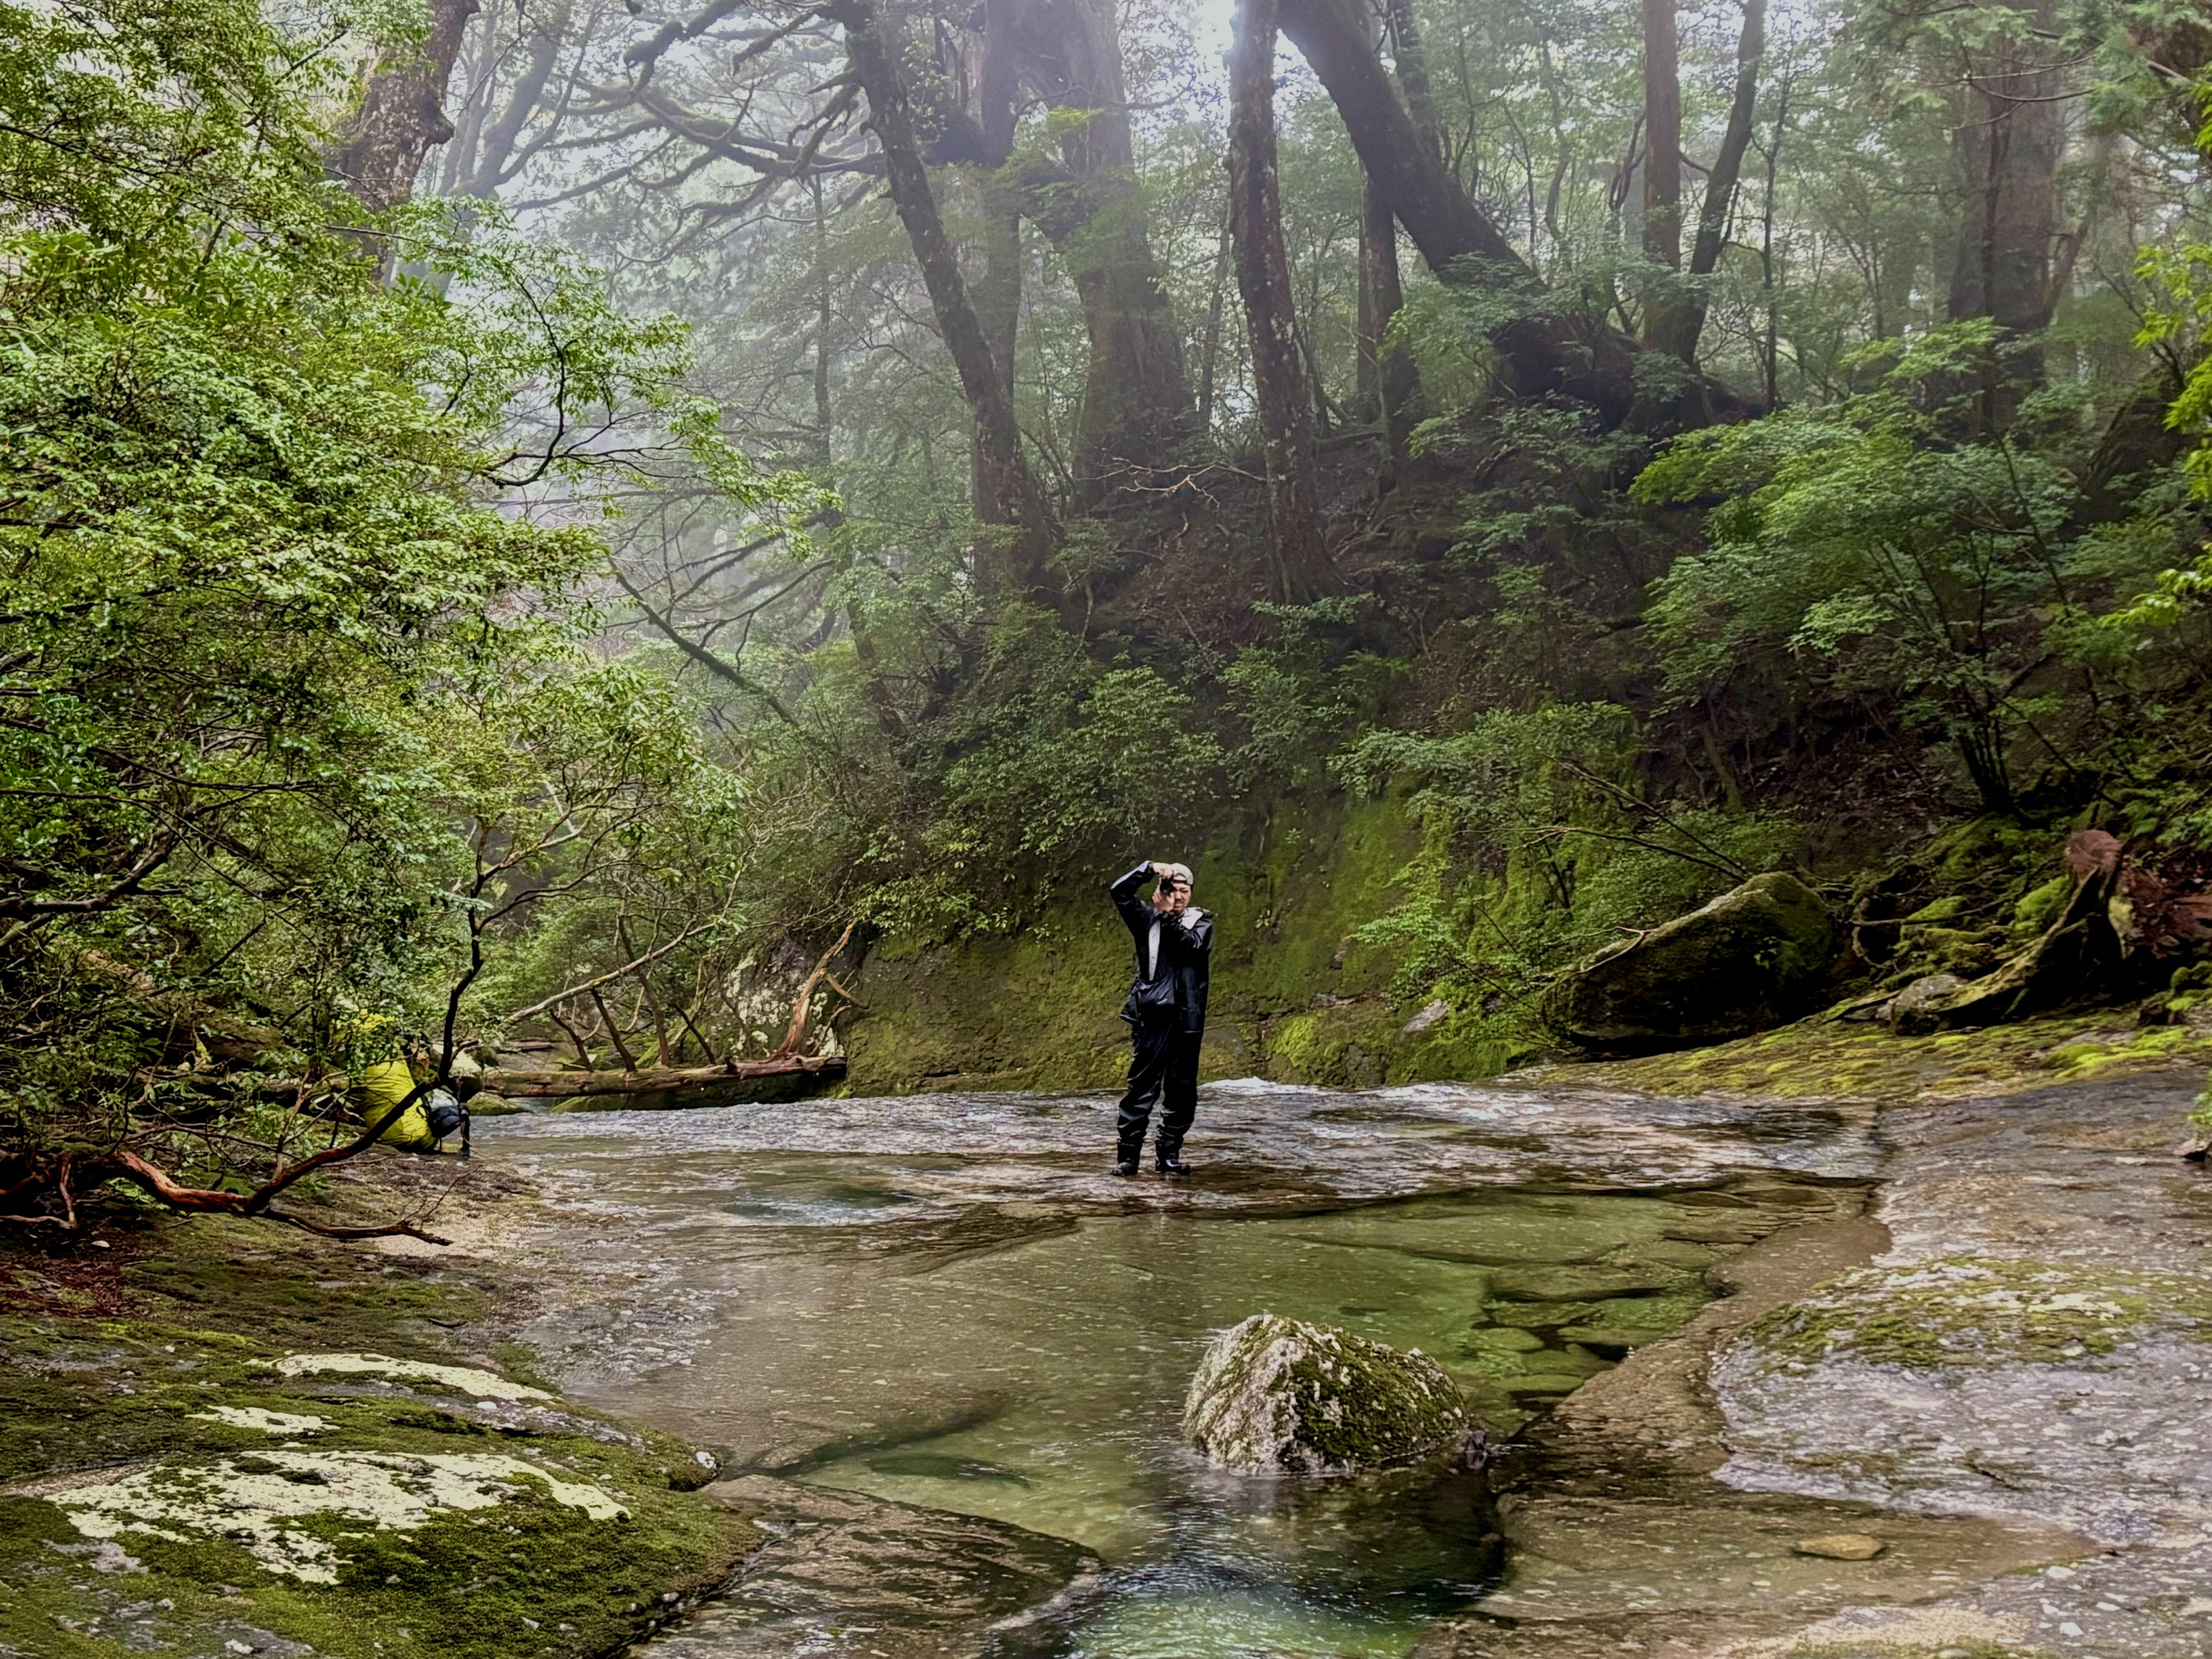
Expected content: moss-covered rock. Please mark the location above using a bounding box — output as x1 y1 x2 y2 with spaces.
1182 1313 1467 1474
0 1212 753 1659
1745 1257 2212 1368
1539 873 1839 1056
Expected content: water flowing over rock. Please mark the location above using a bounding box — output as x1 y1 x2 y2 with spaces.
1539 873 1839 1055
1182 1313 1467 1474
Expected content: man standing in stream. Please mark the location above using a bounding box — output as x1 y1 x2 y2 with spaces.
1107 859 1213 1177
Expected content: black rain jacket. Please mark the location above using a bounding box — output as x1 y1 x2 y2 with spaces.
1110 862 1213 1034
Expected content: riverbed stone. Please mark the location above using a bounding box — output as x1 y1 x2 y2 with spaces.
1539 872 1839 1055
1793 1532 1886 1560
1182 1314 1467 1474
1885 972 1967 1036
670 1477 1101 1656
1488 1264 1689 1301
1487 1299 1600 1328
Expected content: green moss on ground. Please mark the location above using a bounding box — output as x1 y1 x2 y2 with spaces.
1748 1257 2212 1368
0 1211 755 1659
1560 1009 2212 1103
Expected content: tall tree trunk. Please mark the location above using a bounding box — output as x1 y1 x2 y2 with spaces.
1026 0 1197 503
1947 0 2065 420
329 0 482 209
1228 0 1332 601
1196 204 1234 438
1639 0 1686 349
459 0 571 197
1652 0 1765 364
1357 169 1415 482
1277 0 1643 422
975 0 1022 406
812 176 837 465
1383 0 1443 160
832 0 1055 601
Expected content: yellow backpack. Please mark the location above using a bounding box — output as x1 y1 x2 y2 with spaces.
357 1059 444 1153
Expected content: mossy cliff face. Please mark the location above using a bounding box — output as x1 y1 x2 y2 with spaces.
0 1213 754 1659
843 793 1530 1094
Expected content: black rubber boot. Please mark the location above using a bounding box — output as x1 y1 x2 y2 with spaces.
1112 1158 1140 1178
1155 1157 1191 1176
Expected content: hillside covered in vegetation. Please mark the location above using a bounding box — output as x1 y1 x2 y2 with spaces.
7 0 2212 1223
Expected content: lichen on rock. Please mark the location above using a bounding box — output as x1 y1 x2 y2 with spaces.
1182 1313 1467 1474
273 1352 555 1400
50 1449 627 1583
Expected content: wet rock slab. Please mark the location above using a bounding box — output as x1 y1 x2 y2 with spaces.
1423 1069 2212 1659
642 1477 1100 1658
1475 1492 2074 1623
1700 1069 2212 1659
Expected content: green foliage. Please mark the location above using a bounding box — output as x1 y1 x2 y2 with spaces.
1635 326 2103 809
860 608 1228 935
0 0 792 1168
1221 598 1404 787
1336 705 1802 1033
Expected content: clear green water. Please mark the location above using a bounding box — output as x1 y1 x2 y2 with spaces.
479 1081 1872 1655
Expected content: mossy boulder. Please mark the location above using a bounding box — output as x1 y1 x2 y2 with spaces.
1182 1313 1467 1474
0 1328 752 1659
0 1212 751 1659
1539 872 1838 1056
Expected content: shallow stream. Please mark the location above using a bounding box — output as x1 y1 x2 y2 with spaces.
474 1079 1880 1657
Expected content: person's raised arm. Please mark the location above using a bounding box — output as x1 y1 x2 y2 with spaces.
1109 860 1157 901
1111 860 1159 932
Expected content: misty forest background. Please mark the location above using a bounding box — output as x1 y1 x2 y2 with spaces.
8 0 2212 1215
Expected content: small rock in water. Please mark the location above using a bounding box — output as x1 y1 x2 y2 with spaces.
1183 1312 1466 1475
1791 1533 1885 1560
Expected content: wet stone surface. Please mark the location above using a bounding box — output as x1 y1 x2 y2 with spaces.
1700 1069 2212 1659
468 1070 2212 1659
471 1079 1874 1656
643 1477 1104 1658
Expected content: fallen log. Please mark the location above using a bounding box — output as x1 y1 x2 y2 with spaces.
477 1052 847 1099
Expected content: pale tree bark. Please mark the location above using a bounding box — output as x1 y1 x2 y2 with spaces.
452 0 573 198
1639 0 1685 346
831 0 1056 601
976 0 1024 405
1357 169 1416 482
1228 0 1333 601
329 0 482 209
1196 204 1234 437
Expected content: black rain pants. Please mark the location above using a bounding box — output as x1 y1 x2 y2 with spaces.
1117 1016 1201 1164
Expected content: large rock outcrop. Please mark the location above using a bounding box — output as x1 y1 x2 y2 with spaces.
1182 1313 1467 1474
1539 872 1838 1055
